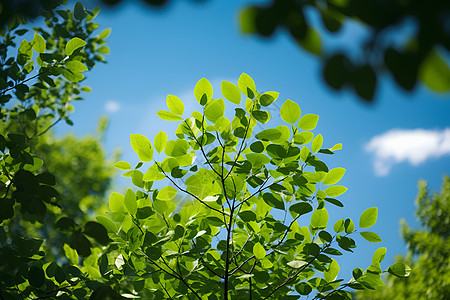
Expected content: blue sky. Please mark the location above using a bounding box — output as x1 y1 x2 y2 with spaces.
55 0 450 278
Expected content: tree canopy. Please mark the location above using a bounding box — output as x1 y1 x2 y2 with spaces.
356 176 450 299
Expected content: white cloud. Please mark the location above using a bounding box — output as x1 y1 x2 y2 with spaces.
105 100 120 113
365 128 450 176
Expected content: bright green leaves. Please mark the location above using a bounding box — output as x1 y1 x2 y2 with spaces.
325 185 347 197
32 33 46 53
280 99 301 124
253 242 266 260
204 98 225 122
311 133 323 153
157 110 183 121
298 114 319 130
166 95 184 115
388 262 411 278
311 208 329 229
359 208 382 242
165 139 190 157
221 81 241 104
359 207 378 228
360 231 382 243
323 167 346 185
124 188 137 215
109 192 124 213
130 134 153 162
65 37 86 56
154 131 168 153
143 164 165 181
372 247 387 264
194 77 213 105
324 259 340 282
65 60 88 73
238 73 256 99
255 128 282 141
157 186 177 201
114 161 131 170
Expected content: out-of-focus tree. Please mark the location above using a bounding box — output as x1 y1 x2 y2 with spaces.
2 0 448 102
356 176 450 299
240 0 450 101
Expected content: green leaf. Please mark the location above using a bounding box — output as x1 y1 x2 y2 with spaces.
166 95 184 115
84 222 110 245
252 110 270 124
293 131 314 145
262 193 284 210
359 207 378 228
238 73 256 98
28 266 45 287
114 161 131 170
280 99 301 124
64 243 78 265
157 186 177 201
154 131 168 153
65 37 86 56
165 139 190 157
61 69 84 82
124 188 137 215
324 259 340 282
311 208 329 229
419 50 450 92
157 110 183 121
32 33 46 53
98 28 111 40
130 134 153 162
221 81 241 104
255 128 282 141
298 114 319 130
330 143 342 151
360 231 382 243
311 133 323 153
299 28 321 55
372 247 387 264
194 77 213 105
73 1 86 20
295 282 312 295
95 216 117 233
260 91 279 106
325 185 347 197
109 192 124 213
253 242 266 259
344 218 355 234
143 164 165 181
65 60 88 73
333 219 344 233
289 202 313 218
204 98 225 122
323 167 346 185
387 262 411 278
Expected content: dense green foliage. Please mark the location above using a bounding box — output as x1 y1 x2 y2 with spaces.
0 2 114 298
101 73 409 299
356 177 450 299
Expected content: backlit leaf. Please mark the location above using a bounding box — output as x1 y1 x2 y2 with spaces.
298 114 319 130
311 208 329 228
114 161 131 170
65 37 86 56
325 185 347 197
154 131 168 153
253 242 266 260
194 77 213 105
130 134 153 162
280 99 301 124
323 167 346 185
360 231 382 243
157 110 183 121
221 81 241 104
359 207 378 228
238 73 256 98
166 95 184 115
109 192 124 213
157 186 177 201
311 133 323 153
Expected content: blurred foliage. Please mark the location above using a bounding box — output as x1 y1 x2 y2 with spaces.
0 1 114 298
1 0 447 102
240 0 450 101
356 176 450 299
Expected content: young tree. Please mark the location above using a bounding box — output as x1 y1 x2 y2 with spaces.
356 176 449 300
99 73 410 299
